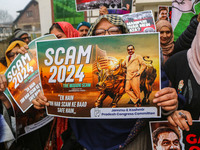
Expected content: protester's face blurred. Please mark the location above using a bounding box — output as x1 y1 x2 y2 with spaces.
20 34 31 44
94 18 122 36
7 45 20 62
159 10 168 20
160 26 172 44
127 46 135 55
155 132 180 150
99 6 108 16
78 26 89 37
126 4 130 10
50 28 67 39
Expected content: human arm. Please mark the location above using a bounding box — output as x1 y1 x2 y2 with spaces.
167 110 192 131
0 92 11 109
0 75 11 109
0 74 7 92
32 91 49 109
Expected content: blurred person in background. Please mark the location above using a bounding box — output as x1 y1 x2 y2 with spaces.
99 5 109 16
14 28 31 44
77 21 91 37
156 20 174 64
158 7 168 21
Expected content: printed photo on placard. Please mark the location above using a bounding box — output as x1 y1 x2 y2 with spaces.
76 0 122 12
150 120 200 150
150 121 184 150
157 6 172 22
108 0 132 14
37 33 161 118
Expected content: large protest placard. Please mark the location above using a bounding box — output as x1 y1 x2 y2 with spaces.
37 33 161 119
3 35 56 139
121 10 156 33
76 0 122 12
150 121 200 150
4 51 40 113
4 34 57 113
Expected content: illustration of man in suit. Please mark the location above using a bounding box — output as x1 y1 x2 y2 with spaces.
124 45 146 105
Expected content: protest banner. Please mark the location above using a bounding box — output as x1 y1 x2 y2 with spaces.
3 35 56 138
150 121 200 150
4 34 57 113
4 51 40 113
171 0 200 41
37 33 161 119
76 0 122 12
121 10 156 33
108 0 132 14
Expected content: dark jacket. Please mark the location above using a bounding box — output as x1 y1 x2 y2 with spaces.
173 15 199 54
164 50 200 119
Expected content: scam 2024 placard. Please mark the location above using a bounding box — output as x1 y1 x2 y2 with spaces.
4 51 40 113
37 33 161 118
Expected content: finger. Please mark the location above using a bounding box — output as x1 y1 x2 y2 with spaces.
154 87 176 98
18 46 28 54
36 97 49 106
153 91 177 104
17 49 26 55
2 75 7 87
0 75 7 91
175 112 190 131
38 91 48 102
172 113 185 130
157 98 177 107
24 45 29 50
181 121 190 131
185 111 193 126
33 104 45 110
32 99 45 109
167 116 177 127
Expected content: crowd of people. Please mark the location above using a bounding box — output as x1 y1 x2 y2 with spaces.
0 4 200 150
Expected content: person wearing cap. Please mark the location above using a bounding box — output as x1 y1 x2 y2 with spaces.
77 21 91 37
14 29 31 44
